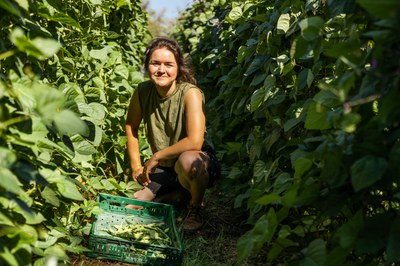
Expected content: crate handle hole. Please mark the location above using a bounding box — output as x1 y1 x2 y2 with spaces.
109 202 122 207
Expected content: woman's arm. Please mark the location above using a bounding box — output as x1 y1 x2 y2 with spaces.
125 89 144 181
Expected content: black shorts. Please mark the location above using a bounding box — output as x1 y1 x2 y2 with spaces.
146 147 221 196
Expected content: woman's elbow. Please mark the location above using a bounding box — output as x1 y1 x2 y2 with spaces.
191 138 204 151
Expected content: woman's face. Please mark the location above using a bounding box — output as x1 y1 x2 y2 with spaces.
148 47 178 89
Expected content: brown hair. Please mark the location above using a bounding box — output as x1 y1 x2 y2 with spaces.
144 37 197 85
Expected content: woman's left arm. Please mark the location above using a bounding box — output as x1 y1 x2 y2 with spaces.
182 87 206 150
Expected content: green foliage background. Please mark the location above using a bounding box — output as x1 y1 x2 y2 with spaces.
1 0 400 265
174 0 400 264
0 0 150 265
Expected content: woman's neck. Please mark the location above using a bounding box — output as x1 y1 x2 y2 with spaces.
155 82 176 98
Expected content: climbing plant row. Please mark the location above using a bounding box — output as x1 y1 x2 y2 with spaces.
0 0 150 264
175 0 400 264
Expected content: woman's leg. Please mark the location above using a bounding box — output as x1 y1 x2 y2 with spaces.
174 151 211 230
174 151 210 206
134 167 182 201
133 187 156 201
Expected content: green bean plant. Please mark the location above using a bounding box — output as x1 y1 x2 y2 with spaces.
175 0 400 264
0 0 151 264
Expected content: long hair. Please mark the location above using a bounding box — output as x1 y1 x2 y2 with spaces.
144 37 197 85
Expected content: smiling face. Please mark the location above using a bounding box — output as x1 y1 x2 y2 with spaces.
148 47 178 91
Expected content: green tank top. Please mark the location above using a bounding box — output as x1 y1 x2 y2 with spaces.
138 80 204 167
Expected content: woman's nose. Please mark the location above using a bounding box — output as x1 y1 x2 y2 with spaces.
158 64 166 72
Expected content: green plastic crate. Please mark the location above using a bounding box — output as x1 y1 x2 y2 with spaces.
87 193 184 265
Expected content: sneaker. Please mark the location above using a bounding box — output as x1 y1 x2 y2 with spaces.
182 206 203 231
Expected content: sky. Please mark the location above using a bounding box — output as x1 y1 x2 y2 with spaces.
147 0 194 20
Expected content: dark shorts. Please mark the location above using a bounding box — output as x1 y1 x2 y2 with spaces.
146 147 221 196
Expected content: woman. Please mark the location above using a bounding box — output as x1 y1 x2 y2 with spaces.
125 37 220 231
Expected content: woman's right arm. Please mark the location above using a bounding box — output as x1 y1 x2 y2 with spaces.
125 89 143 181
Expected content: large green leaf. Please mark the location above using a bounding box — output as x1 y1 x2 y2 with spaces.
253 160 265 180
31 82 64 121
256 193 281 205
268 236 296 261
45 13 82 31
357 0 400 18
324 41 362 60
263 74 276 90
72 136 98 156
40 169 84 201
0 168 24 195
324 247 350 266
40 186 60 207
250 74 276 112
355 215 390 254
237 208 278 263
0 0 22 16
272 173 293 194
298 16 324 41
277 13 291 34
250 72 267 87
351 155 388 191
387 218 400 263
340 112 361 133
89 47 111 61
313 90 341 108
53 110 89 137
10 28 61 60
335 211 363 248
0 247 19 266
299 239 327 266
77 102 107 124
114 65 129 79
56 178 84 201
226 6 243 24
298 68 314 89
0 147 16 168
245 55 268 76
250 88 266 113
15 208 46 225
43 244 68 260
237 45 249 64
304 102 331 130
15 0 28 10
290 36 309 59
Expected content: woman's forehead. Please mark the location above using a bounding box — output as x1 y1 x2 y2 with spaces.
150 48 177 61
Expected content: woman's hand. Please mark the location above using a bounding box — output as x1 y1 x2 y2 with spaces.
140 153 160 186
132 165 144 183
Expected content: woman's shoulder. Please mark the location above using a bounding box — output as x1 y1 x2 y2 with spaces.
178 82 204 102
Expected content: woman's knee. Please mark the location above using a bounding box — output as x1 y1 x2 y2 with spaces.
175 151 207 180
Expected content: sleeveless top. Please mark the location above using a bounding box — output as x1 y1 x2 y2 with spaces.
138 80 204 167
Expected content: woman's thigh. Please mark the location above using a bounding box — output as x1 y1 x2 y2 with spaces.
148 167 181 195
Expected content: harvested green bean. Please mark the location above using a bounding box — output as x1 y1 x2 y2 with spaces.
102 220 172 246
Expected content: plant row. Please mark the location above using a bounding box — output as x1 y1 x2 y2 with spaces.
0 0 150 265
174 0 400 264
